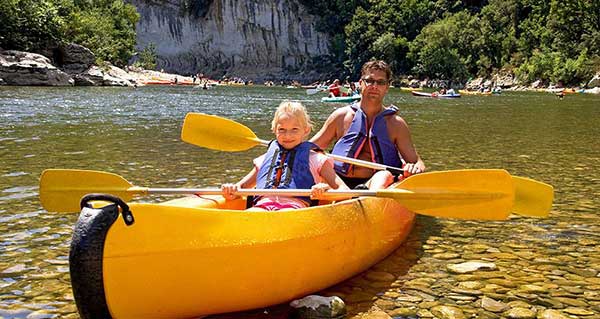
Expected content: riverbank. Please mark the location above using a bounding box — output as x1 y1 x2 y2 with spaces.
2 47 599 94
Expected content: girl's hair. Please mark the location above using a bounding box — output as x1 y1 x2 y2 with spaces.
271 101 313 133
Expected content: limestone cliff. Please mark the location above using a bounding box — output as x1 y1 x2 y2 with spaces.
128 0 331 81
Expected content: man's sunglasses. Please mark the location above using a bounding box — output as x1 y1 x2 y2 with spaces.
361 78 389 86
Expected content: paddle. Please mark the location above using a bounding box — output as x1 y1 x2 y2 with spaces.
306 86 329 95
306 87 323 95
39 169 514 220
180 113 554 217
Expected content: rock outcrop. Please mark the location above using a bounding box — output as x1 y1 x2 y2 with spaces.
128 0 331 81
57 43 96 74
0 48 134 87
0 49 74 86
588 73 600 88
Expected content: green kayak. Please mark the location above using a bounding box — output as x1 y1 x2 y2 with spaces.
321 95 361 103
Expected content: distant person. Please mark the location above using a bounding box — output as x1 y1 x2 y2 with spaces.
221 101 349 210
349 82 359 95
310 60 425 190
328 79 342 97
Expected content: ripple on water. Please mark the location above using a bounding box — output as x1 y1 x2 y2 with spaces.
2 172 29 177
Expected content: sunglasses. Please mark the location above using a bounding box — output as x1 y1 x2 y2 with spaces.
361 78 389 86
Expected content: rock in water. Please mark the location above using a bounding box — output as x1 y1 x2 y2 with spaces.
290 295 346 319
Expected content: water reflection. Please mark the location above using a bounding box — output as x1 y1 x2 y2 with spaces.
0 86 599 318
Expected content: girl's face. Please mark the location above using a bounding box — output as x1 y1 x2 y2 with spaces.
274 113 310 149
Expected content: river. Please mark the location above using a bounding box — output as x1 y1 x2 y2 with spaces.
1 85 599 318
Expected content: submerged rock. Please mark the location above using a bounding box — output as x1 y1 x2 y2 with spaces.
290 295 346 319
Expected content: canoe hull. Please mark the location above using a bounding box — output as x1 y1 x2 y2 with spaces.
70 189 415 318
321 95 361 103
411 91 461 98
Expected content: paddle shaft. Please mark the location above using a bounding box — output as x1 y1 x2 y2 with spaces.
135 187 506 201
253 139 404 175
137 187 381 197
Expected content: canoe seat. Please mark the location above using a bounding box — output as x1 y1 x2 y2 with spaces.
160 195 247 210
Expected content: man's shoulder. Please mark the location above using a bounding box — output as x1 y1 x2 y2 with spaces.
329 105 355 117
384 111 408 126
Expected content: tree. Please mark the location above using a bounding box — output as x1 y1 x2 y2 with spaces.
134 42 157 70
0 0 65 52
408 11 478 81
65 0 139 66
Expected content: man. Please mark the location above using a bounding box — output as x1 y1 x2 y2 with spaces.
310 60 425 189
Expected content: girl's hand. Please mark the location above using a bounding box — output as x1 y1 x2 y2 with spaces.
310 183 331 199
221 183 240 201
402 162 424 178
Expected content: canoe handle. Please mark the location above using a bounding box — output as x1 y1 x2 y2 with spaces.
80 193 135 226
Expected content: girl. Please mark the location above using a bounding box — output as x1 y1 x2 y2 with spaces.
221 101 349 211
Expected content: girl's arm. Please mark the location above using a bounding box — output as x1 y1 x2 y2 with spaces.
221 167 258 200
311 160 350 200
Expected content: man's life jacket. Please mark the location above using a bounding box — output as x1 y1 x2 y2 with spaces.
255 141 320 205
331 104 402 176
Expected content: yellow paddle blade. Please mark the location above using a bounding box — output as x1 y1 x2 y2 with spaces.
390 169 514 220
512 176 553 217
181 113 263 151
39 169 138 212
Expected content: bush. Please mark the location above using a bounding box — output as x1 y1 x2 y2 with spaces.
1 0 139 67
133 43 157 70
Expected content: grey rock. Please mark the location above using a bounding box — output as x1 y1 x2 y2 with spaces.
587 73 600 87
290 295 346 319
0 49 73 86
129 0 331 82
58 43 96 74
76 66 133 86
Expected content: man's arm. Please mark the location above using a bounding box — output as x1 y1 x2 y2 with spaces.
310 108 346 150
389 115 425 174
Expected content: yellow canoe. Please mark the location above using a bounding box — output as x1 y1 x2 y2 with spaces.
458 90 492 95
70 185 415 318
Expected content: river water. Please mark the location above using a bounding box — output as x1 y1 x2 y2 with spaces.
0 85 599 318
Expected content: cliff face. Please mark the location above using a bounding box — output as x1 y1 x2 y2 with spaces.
129 0 331 81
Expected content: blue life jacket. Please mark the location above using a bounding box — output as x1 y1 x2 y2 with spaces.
331 104 402 176
255 141 319 205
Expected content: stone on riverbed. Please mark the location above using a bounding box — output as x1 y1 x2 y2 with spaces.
289 295 346 319
430 305 466 319
447 261 497 274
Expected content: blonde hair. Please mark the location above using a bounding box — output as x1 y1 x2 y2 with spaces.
271 101 313 133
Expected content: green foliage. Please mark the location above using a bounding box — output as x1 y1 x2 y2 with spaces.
516 48 597 85
66 0 139 66
1 0 139 67
133 43 157 70
322 0 599 85
0 0 65 52
408 11 475 81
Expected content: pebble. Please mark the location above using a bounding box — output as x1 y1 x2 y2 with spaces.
447 261 497 273
430 305 465 319
502 307 536 319
538 309 571 319
481 296 508 312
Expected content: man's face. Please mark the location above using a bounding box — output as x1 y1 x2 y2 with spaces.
359 69 389 102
